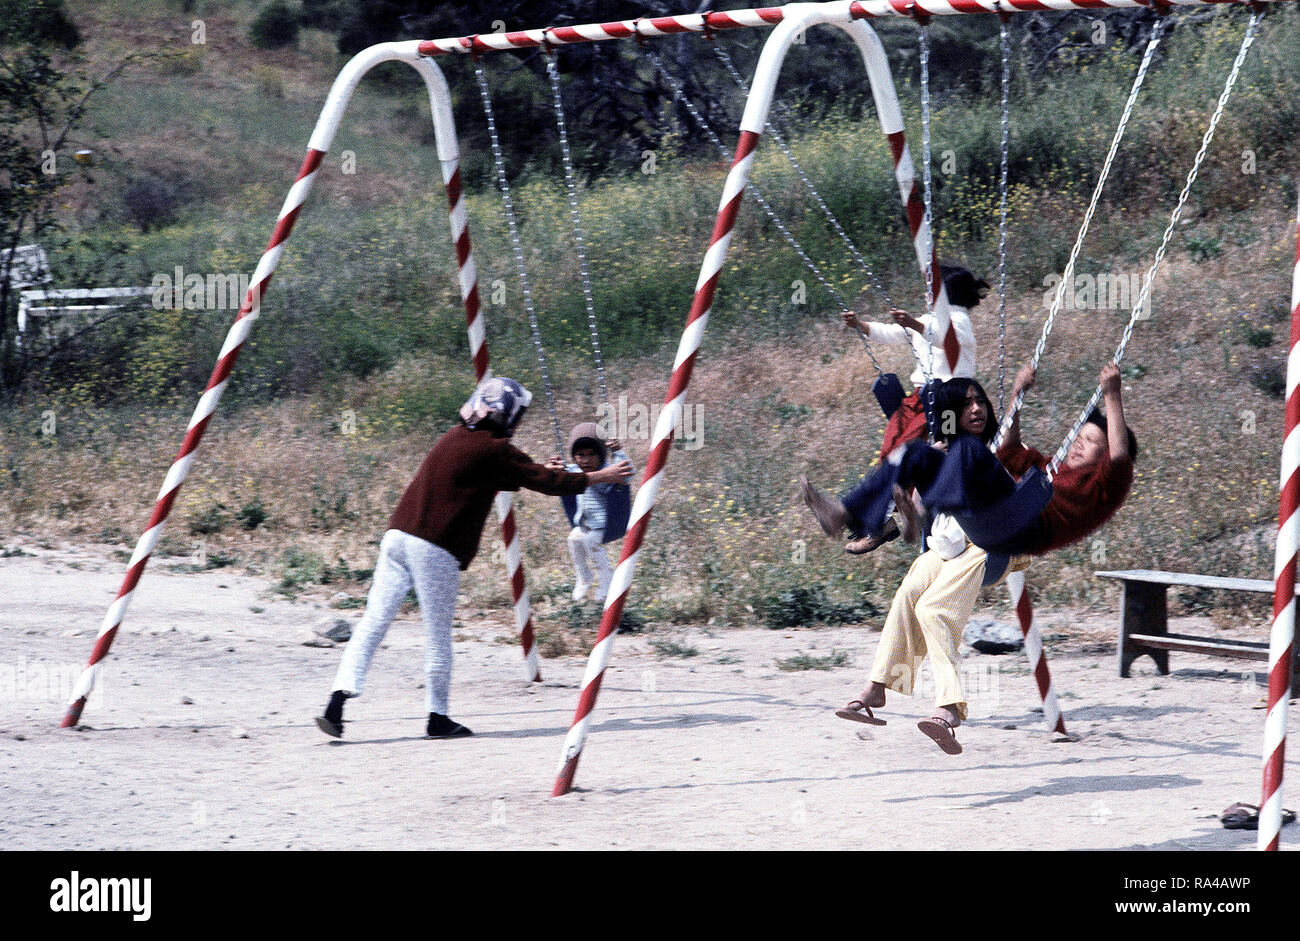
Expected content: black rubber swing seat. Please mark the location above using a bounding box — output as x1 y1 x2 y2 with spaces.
947 465 1054 586
561 484 632 543
872 372 906 419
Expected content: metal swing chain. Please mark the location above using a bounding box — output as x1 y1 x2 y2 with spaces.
545 53 609 408
474 60 567 456
992 13 1168 451
916 23 940 434
712 43 894 309
1046 8 1262 478
996 16 1011 417
646 48 887 376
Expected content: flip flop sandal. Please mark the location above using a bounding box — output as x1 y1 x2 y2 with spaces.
1220 802 1297 830
917 716 963 755
835 700 887 726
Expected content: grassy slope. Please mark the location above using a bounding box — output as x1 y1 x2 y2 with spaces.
5 1 1299 641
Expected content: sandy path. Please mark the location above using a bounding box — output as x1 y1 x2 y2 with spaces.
2 544 1293 851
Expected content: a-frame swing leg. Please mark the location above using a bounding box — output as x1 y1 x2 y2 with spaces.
1005 570 1068 735
59 42 552 722
439 159 542 684
551 9 979 795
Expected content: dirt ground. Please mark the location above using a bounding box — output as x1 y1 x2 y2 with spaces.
3 542 1295 851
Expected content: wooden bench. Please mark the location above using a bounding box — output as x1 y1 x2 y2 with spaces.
1094 569 1298 677
17 287 152 348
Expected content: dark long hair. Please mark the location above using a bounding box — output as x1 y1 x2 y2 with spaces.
941 264 990 309
933 377 998 445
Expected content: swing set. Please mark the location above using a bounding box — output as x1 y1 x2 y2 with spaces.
58 0 1299 849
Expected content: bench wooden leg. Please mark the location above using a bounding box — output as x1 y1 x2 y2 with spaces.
1118 579 1169 677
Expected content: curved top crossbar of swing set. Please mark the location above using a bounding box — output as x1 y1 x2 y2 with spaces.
415 0 1284 58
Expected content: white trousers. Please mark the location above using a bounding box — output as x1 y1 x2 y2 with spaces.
331 529 460 714
567 526 612 600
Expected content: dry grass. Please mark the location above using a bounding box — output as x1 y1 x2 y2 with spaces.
5 200 1294 641
10 1 1295 644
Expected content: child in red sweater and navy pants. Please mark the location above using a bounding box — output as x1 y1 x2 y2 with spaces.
316 377 631 739
802 364 1134 558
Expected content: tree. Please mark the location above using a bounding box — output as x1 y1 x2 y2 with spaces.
301 1 1036 180
0 0 125 392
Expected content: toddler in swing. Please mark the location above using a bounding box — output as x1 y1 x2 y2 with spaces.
841 263 987 456
548 422 633 603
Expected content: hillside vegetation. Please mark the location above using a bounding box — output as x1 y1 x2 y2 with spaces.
3 0 1299 644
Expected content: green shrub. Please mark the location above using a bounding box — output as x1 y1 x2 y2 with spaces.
122 175 182 232
237 498 267 530
1241 324 1273 349
760 585 873 628
278 546 325 594
1186 235 1223 262
250 0 300 50
205 551 236 569
299 0 349 30
775 649 851 672
650 638 698 658
1250 363 1286 399
157 47 203 76
188 501 228 535
618 606 647 634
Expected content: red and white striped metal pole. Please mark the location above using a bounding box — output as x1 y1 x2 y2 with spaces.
440 153 541 682
550 15 793 796
552 9 968 795
414 0 1278 60
1260 192 1300 850
1004 569 1066 734
551 133 754 790
417 7 785 56
61 145 322 727
866 8 958 371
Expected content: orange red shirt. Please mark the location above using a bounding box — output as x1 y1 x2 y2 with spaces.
995 441 1134 554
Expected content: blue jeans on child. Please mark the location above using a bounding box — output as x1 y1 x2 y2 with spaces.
840 435 1018 540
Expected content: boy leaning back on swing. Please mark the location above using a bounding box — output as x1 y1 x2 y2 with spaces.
802 363 1135 561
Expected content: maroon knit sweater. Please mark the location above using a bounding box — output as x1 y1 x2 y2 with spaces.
388 423 588 569
996 441 1133 554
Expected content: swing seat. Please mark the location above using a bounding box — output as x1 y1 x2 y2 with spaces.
951 465 1053 555
603 483 631 542
981 552 1010 587
561 484 631 544
872 373 905 419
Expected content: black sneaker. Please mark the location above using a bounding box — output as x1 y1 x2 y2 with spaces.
425 713 473 739
315 715 343 738
316 690 348 738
